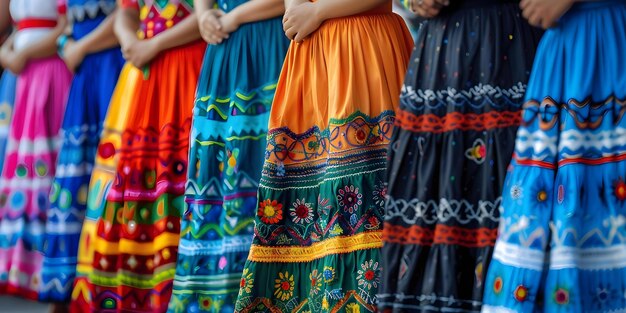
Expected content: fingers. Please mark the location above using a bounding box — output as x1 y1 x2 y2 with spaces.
414 5 439 18
412 0 442 18
519 0 530 10
284 25 297 41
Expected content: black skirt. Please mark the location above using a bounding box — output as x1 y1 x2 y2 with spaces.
379 1 543 312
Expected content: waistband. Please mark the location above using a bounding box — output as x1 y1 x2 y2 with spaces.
310 0 392 15
16 19 57 30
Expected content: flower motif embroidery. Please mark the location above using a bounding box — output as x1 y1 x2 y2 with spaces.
198 296 212 310
239 268 254 296
554 288 569 305
372 183 387 207
366 216 380 230
323 266 336 283
357 260 380 290
493 277 503 294
276 161 285 177
465 139 487 164
514 285 529 302
290 198 314 224
337 185 363 214
510 185 523 200
322 296 329 309
309 269 322 295
217 147 239 177
346 303 361 313
274 271 295 301
258 199 283 224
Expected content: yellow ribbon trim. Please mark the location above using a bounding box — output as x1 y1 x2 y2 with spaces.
248 231 382 263
92 232 180 256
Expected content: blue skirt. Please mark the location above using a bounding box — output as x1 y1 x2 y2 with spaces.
482 1 626 312
168 15 289 313
40 46 124 302
0 71 16 173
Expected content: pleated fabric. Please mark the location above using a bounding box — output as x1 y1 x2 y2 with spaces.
379 1 543 312
168 1 289 312
482 1 626 312
235 3 414 312
70 40 204 312
41 2 124 301
0 57 71 300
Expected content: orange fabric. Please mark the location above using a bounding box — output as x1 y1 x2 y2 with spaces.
120 0 139 9
269 12 413 134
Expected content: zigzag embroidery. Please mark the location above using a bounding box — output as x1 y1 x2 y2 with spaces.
38 277 73 293
185 172 259 198
67 0 116 22
400 83 526 111
384 196 501 225
514 127 558 160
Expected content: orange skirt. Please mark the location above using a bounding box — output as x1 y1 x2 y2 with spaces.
236 4 413 312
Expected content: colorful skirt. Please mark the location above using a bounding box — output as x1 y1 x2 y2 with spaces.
482 1 626 312
0 56 71 300
235 6 413 312
168 17 289 313
40 47 124 302
379 2 543 312
0 71 16 171
70 41 205 313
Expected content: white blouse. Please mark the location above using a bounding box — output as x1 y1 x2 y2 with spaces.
10 0 60 51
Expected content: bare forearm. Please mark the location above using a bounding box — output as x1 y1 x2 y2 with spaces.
76 12 119 54
194 0 216 15
114 7 140 47
0 0 10 34
230 0 284 25
151 13 201 52
313 0 387 20
20 17 67 59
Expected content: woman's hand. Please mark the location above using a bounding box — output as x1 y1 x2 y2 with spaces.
0 49 27 74
198 9 229 44
283 1 323 42
408 0 448 18
285 0 308 11
122 38 160 68
62 39 87 73
219 12 241 35
520 0 574 29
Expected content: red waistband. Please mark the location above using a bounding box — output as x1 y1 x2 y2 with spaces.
16 19 57 30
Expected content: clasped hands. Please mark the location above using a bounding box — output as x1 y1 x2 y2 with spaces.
407 0 574 30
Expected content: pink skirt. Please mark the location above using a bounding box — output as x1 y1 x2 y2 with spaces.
0 56 71 300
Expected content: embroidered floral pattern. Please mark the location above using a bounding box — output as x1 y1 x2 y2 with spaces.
465 139 487 164
510 185 523 200
514 285 529 302
493 277 503 294
346 303 361 313
323 266 336 284
239 268 254 296
274 271 295 301
357 260 380 291
290 198 314 224
309 269 322 295
337 185 363 214
372 183 387 207
554 288 569 305
258 199 283 224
